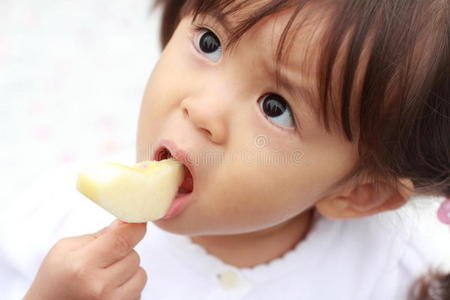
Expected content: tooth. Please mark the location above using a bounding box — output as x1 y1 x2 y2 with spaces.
76 158 184 222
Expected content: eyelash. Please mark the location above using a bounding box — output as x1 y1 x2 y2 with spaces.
261 98 299 134
190 24 223 58
189 22 300 134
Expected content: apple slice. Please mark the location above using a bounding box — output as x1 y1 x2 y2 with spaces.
76 159 185 222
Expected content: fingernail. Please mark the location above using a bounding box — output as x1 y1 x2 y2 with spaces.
118 220 129 225
108 219 122 228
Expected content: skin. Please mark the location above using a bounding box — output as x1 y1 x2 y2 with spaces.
26 4 414 298
136 8 413 267
25 220 147 300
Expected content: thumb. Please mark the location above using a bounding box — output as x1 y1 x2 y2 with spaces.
91 219 120 238
57 220 116 251
81 220 147 267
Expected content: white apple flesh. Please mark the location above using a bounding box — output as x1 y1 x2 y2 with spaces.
76 159 185 222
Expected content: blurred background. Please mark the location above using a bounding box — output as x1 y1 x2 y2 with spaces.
0 0 161 206
1 0 449 271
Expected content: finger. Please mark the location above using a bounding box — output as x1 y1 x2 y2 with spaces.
105 250 141 287
81 221 147 267
53 225 110 251
116 267 147 300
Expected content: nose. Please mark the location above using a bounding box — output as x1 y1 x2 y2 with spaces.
180 96 228 144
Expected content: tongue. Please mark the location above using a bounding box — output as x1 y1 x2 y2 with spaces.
180 166 193 192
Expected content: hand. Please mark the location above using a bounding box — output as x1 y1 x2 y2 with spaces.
24 220 147 300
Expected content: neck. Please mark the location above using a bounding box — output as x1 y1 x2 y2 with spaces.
190 209 315 268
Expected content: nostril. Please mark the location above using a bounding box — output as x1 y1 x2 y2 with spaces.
201 128 212 137
181 103 217 141
182 107 189 118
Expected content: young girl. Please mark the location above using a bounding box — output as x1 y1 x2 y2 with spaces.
3 0 449 299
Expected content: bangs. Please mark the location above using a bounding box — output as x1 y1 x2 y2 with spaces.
158 0 449 192
183 0 298 50
181 0 353 132
178 0 424 141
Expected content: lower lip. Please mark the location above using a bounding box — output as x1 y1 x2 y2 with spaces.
162 191 193 219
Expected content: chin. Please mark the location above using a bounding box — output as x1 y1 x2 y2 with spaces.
152 213 221 236
152 214 269 237
152 212 206 236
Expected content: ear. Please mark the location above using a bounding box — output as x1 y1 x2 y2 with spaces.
315 178 414 219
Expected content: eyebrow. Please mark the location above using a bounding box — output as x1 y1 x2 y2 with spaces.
214 15 234 34
195 13 319 125
193 14 233 35
266 59 317 123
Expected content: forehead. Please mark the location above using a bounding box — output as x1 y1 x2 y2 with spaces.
188 0 370 139
194 1 351 127
244 10 329 117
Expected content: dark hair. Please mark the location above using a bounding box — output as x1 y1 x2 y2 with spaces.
155 0 449 199
409 271 450 300
154 0 449 298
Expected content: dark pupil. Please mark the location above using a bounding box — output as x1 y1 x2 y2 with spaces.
263 95 286 117
200 31 220 53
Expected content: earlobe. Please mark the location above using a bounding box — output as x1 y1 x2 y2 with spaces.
316 178 414 219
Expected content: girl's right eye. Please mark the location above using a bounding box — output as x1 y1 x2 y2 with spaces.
194 28 222 62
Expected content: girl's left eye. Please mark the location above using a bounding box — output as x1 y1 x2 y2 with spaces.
258 93 296 128
194 28 222 62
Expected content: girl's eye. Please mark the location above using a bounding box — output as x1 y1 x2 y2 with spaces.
258 93 295 128
195 29 222 62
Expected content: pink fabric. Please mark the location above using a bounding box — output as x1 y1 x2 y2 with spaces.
437 199 450 225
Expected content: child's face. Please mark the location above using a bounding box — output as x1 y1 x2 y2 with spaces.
137 9 359 235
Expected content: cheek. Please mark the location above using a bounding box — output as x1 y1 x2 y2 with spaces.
301 137 358 196
202 154 314 228
136 68 168 160
208 142 356 220
136 43 191 160
143 54 183 111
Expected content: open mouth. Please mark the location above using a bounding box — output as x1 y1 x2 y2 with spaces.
156 147 194 195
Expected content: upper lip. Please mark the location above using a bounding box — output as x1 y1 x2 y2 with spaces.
153 139 195 180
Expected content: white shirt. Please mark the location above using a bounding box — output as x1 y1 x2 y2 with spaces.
0 161 446 300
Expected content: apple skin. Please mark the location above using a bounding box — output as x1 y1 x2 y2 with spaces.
76 159 184 222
